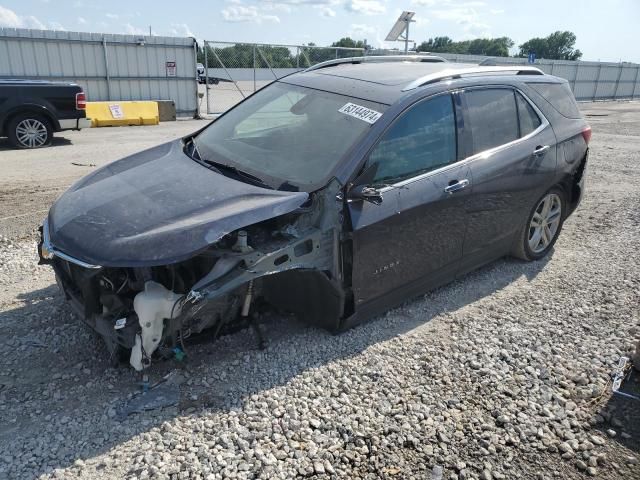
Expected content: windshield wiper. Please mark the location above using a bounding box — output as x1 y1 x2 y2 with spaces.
202 159 273 190
185 137 202 161
185 137 273 189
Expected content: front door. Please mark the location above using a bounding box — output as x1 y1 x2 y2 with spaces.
348 93 471 308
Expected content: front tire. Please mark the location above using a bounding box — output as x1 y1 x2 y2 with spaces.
7 113 53 149
512 188 565 261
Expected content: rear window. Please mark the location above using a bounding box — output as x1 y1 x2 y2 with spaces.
465 88 519 154
528 82 581 118
516 92 542 137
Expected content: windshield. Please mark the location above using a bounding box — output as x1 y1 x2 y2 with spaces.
195 82 387 190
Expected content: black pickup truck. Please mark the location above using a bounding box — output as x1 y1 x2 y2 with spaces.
0 79 91 149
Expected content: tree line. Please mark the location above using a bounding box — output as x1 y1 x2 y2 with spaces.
196 42 363 69
197 31 582 68
416 31 582 60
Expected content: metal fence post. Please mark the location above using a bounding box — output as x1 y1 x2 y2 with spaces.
193 39 199 118
253 44 256 93
102 37 111 101
612 63 624 100
633 65 640 99
592 63 602 101
204 41 210 114
571 62 580 94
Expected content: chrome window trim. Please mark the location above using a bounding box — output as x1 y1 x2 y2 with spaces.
378 86 549 193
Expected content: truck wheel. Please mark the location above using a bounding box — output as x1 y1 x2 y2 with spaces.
8 113 53 149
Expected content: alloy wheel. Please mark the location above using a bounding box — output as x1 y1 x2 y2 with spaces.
528 193 562 254
15 118 48 148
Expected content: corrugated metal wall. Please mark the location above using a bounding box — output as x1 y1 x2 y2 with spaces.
0 28 198 115
430 53 640 101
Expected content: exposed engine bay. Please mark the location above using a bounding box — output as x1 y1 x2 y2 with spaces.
40 183 348 370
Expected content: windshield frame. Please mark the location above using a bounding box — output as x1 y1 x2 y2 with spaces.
192 81 390 192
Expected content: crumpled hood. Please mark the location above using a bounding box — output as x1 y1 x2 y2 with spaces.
48 139 308 267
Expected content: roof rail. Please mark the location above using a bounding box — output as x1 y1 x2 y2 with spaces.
402 65 544 91
304 55 447 72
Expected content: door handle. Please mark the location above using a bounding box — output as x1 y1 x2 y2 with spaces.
444 179 469 194
533 145 550 156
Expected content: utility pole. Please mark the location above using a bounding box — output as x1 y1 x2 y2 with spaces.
149 26 152 37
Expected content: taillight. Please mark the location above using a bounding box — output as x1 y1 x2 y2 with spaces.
76 92 86 110
581 126 592 145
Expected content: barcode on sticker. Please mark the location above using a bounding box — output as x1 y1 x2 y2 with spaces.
338 103 382 124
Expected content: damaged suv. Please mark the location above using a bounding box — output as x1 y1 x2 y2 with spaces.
39 57 590 370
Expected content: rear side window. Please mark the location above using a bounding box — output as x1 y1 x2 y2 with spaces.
516 92 542 136
465 89 519 154
368 94 456 185
528 82 581 118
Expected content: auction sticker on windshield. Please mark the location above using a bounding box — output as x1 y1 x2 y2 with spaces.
338 103 382 124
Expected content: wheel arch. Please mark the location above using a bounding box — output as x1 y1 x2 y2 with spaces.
2 105 60 133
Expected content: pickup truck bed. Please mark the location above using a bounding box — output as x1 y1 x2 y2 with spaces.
0 79 91 148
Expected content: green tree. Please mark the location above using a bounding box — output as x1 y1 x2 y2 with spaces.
331 37 366 49
197 44 296 68
518 31 582 60
416 36 513 57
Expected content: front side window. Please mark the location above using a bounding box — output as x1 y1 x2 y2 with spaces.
368 94 457 185
516 92 542 137
465 88 519 155
195 82 386 190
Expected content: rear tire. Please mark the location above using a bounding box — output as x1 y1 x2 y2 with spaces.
7 113 53 149
512 188 566 261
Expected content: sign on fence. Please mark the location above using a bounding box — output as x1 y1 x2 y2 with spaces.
166 61 177 77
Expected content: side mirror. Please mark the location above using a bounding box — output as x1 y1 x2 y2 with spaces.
348 184 383 205
347 162 383 205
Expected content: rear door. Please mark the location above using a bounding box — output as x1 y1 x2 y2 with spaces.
459 86 557 268
349 92 471 307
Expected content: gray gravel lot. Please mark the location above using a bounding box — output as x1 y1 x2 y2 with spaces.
0 102 639 480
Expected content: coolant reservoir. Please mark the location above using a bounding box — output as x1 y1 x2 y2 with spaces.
130 281 182 371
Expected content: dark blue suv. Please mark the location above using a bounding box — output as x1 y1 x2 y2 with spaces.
39 56 590 368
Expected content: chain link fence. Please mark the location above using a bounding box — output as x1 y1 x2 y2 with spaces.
198 42 640 115
201 41 363 114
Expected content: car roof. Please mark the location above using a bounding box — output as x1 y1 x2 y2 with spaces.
312 61 480 86
281 60 559 105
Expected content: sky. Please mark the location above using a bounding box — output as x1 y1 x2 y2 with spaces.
0 0 638 63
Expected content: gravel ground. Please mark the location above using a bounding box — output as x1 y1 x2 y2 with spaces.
0 119 209 241
0 102 639 480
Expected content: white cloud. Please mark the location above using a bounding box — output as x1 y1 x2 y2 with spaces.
0 5 22 27
0 6 46 29
318 6 336 17
262 3 293 13
221 5 280 23
77 17 87 25
106 13 119 19
432 6 490 35
169 23 195 38
124 23 146 35
350 23 376 37
345 0 385 15
48 21 66 31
